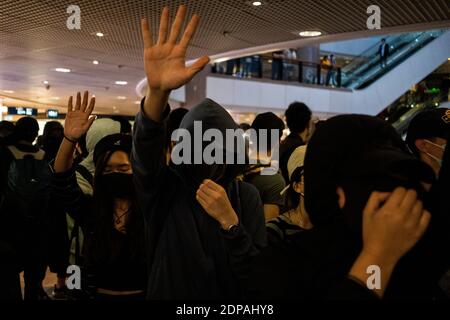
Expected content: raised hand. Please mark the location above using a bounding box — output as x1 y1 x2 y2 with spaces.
196 179 239 230
64 91 96 142
141 5 210 93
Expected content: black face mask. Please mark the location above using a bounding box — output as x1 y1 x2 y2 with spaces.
98 173 134 199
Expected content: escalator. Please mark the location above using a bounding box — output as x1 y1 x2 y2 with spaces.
341 30 446 90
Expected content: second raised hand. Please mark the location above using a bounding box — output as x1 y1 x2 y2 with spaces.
64 91 96 142
140 5 210 93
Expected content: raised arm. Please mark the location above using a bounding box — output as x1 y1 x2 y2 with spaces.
54 91 95 173
140 5 210 122
132 6 210 202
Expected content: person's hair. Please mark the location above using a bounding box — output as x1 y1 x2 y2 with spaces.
0 121 15 138
251 112 285 154
381 38 386 42
285 166 304 210
14 117 39 143
239 123 251 131
285 102 312 134
42 121 64 159
89 150 144 265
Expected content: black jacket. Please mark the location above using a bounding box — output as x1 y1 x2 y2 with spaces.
132 98 267 299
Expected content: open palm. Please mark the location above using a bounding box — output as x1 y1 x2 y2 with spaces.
141 6 210 92
64 91 96 141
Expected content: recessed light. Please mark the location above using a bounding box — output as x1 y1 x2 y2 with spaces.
96 32 104 37
299 31 322 37
117 96 127 100
93 60 99 65
115 81 128 85
51 97 60 100
112 106 117 109
43 80 49 84
2 90 14 93
252 1 262 6
55 67 71 73
134 100 141 105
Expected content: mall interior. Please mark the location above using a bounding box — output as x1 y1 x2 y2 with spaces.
0 0 450 303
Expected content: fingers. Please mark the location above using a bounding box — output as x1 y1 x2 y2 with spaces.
81 91 89 112
179 14 200 49
168 5 187 44
141 18 153 48
188 55 210 76
67 96 73 113
85 96 95 115
157 6 169 45
384 187 406 208
75 92 81 110
363 191 391 217
399 189 418 214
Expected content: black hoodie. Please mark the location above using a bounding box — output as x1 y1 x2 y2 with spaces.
132 98 267 299
244 115 449 299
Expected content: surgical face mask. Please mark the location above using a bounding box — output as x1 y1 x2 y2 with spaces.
425 140 446 167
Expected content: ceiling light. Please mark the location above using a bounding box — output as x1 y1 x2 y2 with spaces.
55 67 71 73
252 1 262 6
43 80 49 84
93 60 99 65
112 106 117 110
96 32 104 37
115 81 128 85
299 31 322 37
2 90 14 93
51 97 60 100
134 100 141 105
117 96 127 100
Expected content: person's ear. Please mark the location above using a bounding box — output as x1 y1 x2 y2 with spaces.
293 181 303 194
336 187 346 209
415 139 428 153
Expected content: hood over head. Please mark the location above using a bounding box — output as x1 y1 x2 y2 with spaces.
304 114 435 231
172 98 244 189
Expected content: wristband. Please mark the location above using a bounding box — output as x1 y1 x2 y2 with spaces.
64 134 78 144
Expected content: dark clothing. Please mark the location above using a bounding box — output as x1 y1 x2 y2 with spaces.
279 134 305 183
245 217 377 299
0 240 22 300
51 169 146 293
266 214 306 245
132 98 267 299
243 166 286 208
378 43 390 58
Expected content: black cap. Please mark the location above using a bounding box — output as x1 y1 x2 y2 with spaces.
93 133 132 166
406 108 450 155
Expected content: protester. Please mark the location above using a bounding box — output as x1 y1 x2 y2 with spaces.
244 115 447 299
266 145 312 244
133 5 266 299
243 112 286 221
52 92 146 300
279 102 312 183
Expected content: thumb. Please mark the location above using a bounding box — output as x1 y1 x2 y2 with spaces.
188 55 210 77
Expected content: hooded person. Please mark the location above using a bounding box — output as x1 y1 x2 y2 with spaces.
133 97 267 299
244 114 448 299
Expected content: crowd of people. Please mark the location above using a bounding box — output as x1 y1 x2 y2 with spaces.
0 5 449 301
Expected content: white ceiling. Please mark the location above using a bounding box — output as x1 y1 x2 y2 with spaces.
0 0 449 115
